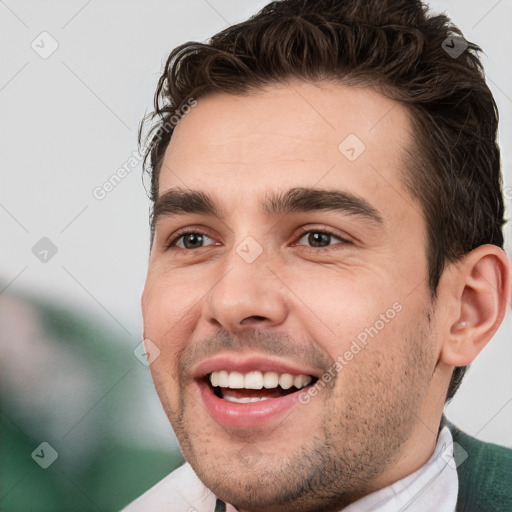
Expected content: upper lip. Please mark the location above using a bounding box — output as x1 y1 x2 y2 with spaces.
192 354 322 380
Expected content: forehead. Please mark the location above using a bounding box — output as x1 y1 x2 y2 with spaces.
159 81 417 225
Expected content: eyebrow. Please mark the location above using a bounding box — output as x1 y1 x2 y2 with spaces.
153 189 221 226
262 187 383 224
152 187 383 228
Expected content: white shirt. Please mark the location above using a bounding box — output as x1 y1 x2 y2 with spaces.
121 427 458 512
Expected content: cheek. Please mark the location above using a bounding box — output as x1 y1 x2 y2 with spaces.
142 267 206 337
149 362 181 422
141 274 197 400
289 265 401 346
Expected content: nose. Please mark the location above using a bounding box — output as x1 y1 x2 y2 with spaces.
206 248 288 332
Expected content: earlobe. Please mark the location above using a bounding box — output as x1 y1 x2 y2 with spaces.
440 245 511 367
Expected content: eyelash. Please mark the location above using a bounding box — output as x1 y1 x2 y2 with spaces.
164 226 350 252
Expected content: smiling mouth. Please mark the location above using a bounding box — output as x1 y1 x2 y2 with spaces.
206 370 318 403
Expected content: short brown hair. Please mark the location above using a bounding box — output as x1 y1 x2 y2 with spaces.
140 0 505 402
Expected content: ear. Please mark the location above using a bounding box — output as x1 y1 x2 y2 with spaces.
439 244 511 367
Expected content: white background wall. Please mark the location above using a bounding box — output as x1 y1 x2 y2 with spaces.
1 0 511 446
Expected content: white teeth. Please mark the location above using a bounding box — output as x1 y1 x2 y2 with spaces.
244 371 264 389
263 372 279 389
294 375 312 388
224 396 252 403
209 370 313 390
217 370 229 387
224 395 271 403
228 371 244 389
279 374 294 390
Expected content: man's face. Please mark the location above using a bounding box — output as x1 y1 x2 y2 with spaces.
141 82 441 511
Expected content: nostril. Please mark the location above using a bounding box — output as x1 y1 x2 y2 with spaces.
241 315 268 324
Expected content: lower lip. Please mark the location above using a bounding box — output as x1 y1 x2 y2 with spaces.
197 380 307 429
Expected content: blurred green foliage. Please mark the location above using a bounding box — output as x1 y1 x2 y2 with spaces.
0 287 184 511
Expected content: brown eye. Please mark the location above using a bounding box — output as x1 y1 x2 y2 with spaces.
181 233 205 249
296 230 344 249
308 232 331 247
166 231 216 250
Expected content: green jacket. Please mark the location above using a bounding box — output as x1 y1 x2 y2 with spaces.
442 417 512 511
